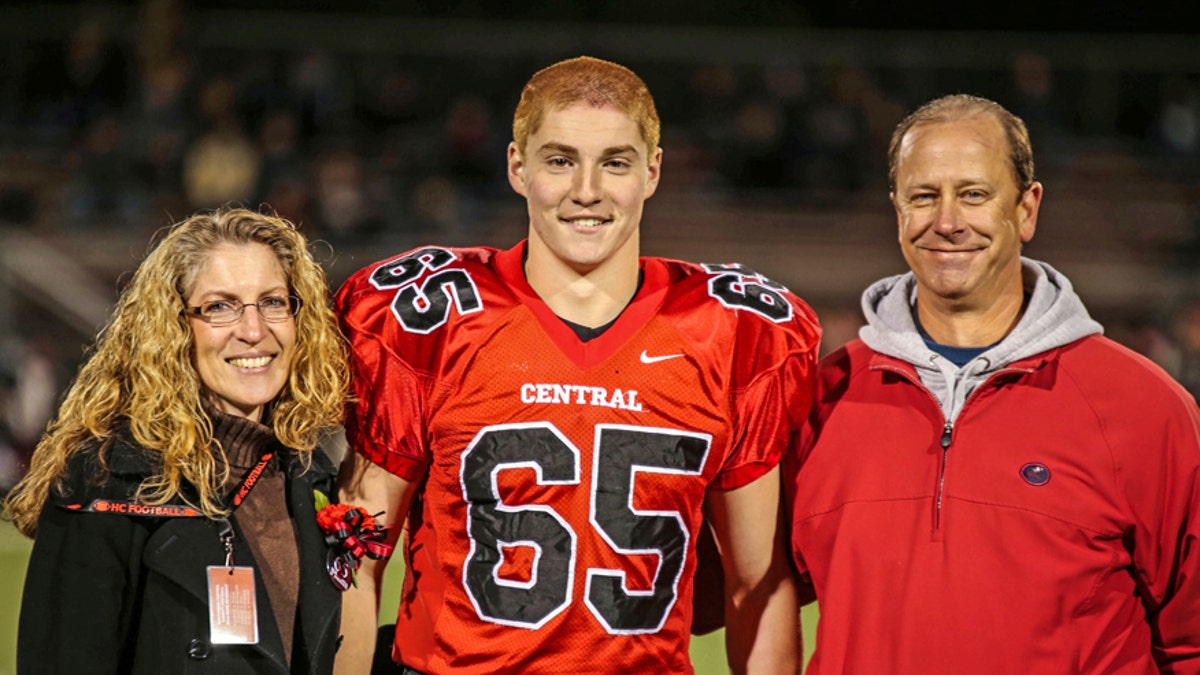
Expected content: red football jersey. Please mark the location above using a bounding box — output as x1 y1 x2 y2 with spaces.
336 242 820 674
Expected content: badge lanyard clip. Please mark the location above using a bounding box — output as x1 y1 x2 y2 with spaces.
218 517 235 571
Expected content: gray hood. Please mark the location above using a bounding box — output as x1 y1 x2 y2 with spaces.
858 258 1103 423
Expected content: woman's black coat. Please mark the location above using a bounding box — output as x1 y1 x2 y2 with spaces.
17 432 342 674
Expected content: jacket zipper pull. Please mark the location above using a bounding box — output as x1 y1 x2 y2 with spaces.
940 422 953 449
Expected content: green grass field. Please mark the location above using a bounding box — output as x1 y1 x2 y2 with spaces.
1 521 816 673
1 523 30 675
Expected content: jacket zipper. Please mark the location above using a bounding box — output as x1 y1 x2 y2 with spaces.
935 421 952 530
873 362 1035 536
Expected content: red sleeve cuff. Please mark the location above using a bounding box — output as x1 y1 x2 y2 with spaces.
356 440 430 483
710 457 778 491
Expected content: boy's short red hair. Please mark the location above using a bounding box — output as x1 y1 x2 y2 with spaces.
512 56 660 161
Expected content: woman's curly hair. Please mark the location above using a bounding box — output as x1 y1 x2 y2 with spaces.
4 208 349 537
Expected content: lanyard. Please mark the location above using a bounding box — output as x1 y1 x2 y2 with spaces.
228 451 275 510
61 451 277 573
217 450 275 568
61 451 276 519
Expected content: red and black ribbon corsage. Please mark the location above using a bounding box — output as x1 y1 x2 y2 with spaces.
316 503 394 591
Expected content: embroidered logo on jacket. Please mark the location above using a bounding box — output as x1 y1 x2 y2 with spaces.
1019 462 1051 486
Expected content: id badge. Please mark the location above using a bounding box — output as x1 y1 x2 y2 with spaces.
206 566 259 644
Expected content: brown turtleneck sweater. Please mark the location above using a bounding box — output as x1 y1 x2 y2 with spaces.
210 409 300 664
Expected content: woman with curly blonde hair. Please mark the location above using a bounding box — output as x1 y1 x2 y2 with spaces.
5 208 349 674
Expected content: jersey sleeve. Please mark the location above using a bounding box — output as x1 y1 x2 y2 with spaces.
714 298 821 491
336 271 431 482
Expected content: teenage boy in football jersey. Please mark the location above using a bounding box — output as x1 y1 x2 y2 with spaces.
334 56 821 675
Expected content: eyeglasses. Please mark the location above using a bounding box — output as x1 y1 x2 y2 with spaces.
184 295 302 326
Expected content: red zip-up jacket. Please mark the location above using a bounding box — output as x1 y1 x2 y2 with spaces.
790 335 1200 674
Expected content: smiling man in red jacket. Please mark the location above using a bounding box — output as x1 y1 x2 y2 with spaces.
789 94 1200 674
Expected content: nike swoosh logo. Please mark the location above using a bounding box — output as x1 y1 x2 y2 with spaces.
640 350 684 364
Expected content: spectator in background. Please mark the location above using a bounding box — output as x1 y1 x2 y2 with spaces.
723 96 792 192
290 51 354 136
789 93 1200 672
24 16 129 142
136 0 184 77
442 94 502 196
253 107 312 227
1008 51 1072 171
683 62 741 190
311 144 383 242
406 173 470 242
795 66 871 198
0 346 26 492
63 114 148 227
183 76 261 209
0 336 58 461
127 58 192 218
1157 76 1200 157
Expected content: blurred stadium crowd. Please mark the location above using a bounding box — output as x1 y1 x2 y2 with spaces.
1 0 1199 489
